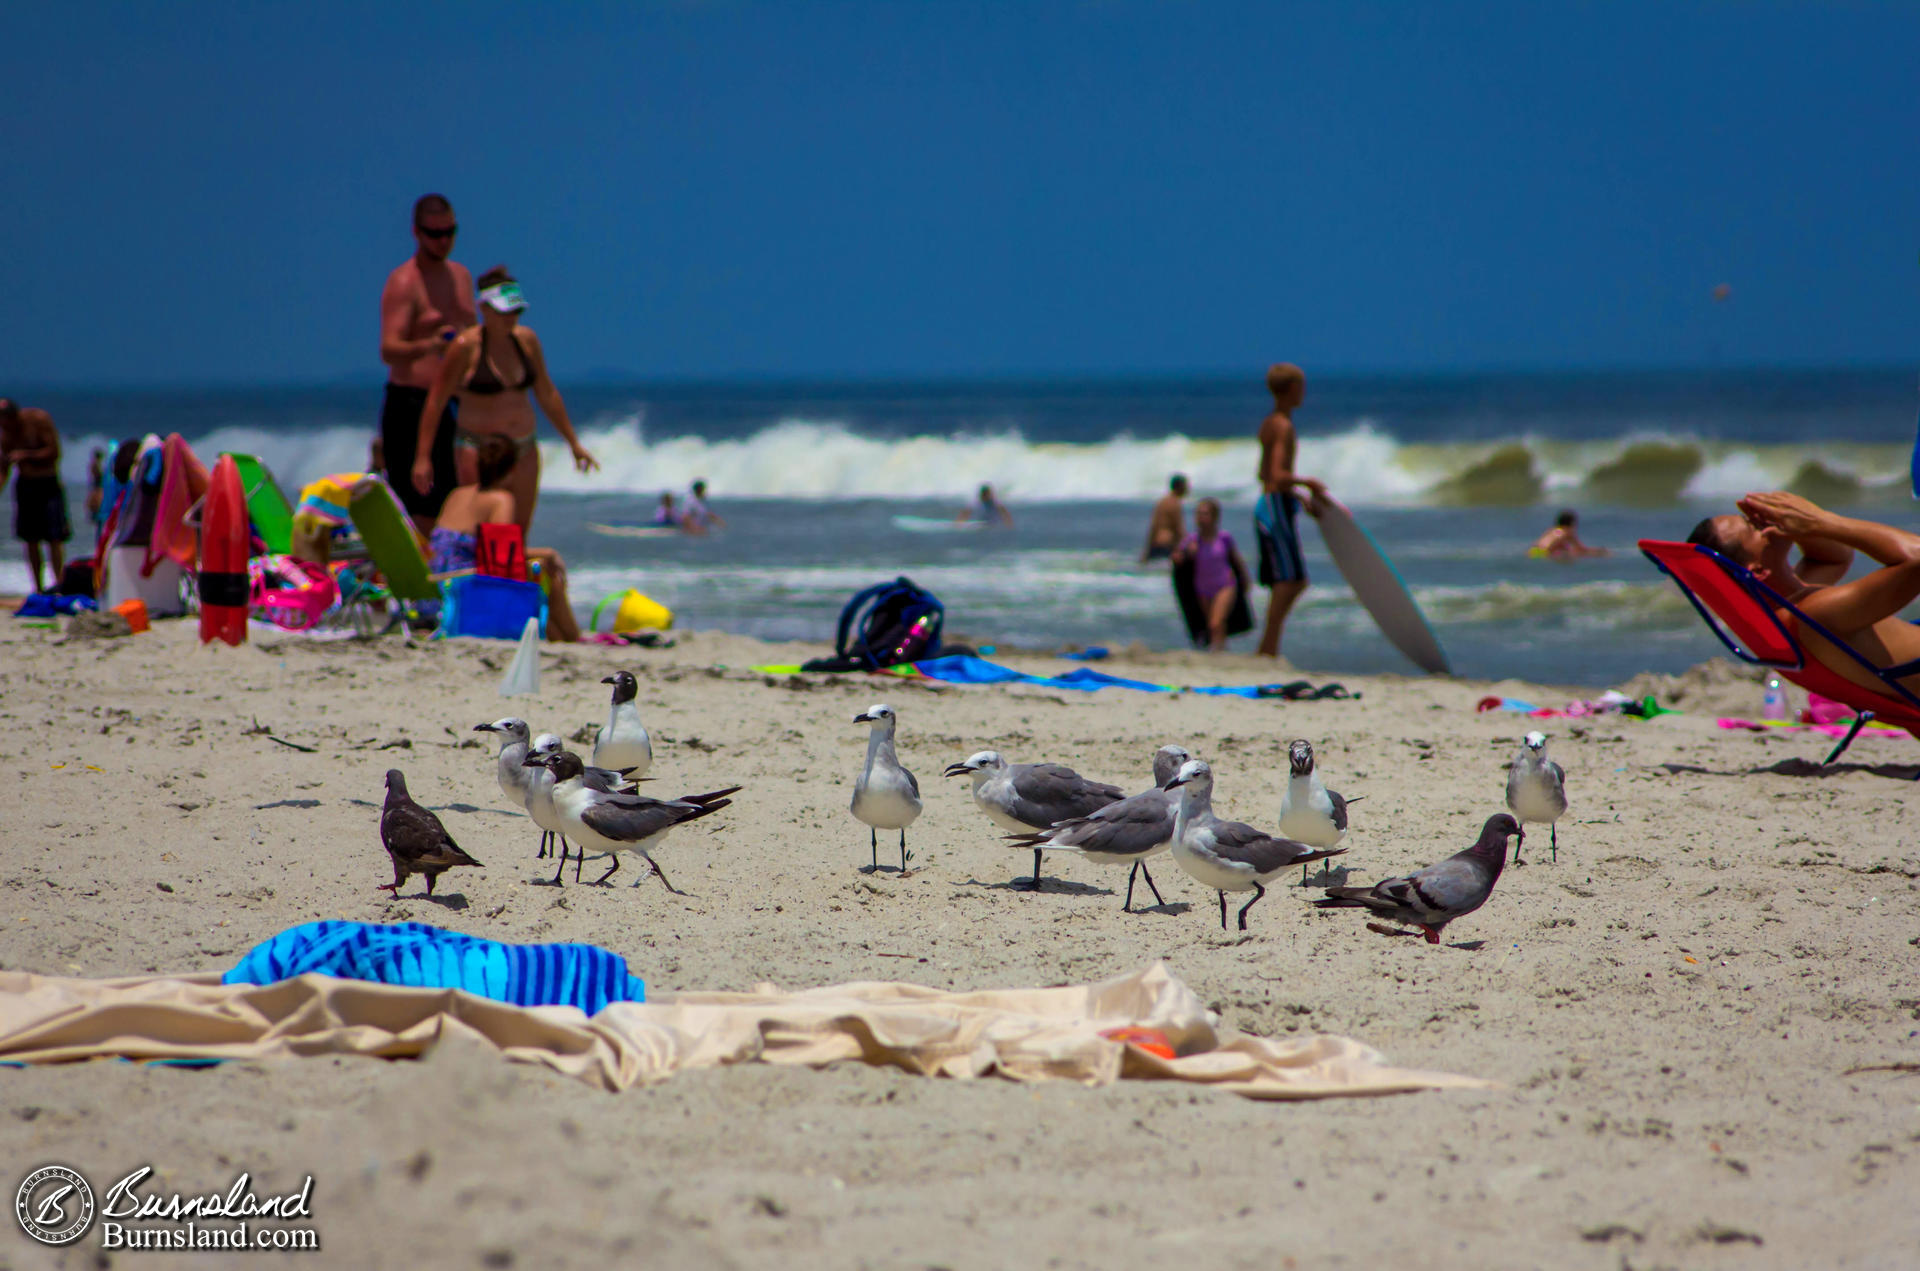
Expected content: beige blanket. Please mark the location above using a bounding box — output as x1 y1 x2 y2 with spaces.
0 961 1485 1100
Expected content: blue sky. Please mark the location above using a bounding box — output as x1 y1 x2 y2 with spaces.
4 1 1915 385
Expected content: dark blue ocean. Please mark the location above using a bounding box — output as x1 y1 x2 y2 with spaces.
16 369 1917 686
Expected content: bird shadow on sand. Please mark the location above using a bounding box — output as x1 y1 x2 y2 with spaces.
960 877 1115 897
348 799 519 816
405 892 470 910
253 799 321 810
857 864 915 878
1127 901 1193 917
1300 863 1352 888
1659 759 1920 782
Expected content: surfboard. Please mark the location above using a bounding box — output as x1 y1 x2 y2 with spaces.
588 521 682 539
225 453 294 555
1314 498 1451 675
891 515 987 534
198 454 250 647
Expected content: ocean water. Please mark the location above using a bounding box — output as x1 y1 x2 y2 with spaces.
13 370 1916 687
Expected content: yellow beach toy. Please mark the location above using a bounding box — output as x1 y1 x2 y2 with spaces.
591 588 674 634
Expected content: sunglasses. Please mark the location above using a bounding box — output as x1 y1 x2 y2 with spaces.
415 223 458 239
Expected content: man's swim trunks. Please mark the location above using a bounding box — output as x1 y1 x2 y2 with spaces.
1254 491 1307 586
379 383 459 520
13 475 71 544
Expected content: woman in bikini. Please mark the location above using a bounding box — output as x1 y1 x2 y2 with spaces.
431 435 584 642
412 266 598 533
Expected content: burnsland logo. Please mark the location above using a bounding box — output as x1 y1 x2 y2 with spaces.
16 1165 321 1252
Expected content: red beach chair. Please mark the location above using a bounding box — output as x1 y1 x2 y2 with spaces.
1640 539 1920 767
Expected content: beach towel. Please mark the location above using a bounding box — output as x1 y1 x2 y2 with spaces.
900 654 1343 700
223 921 646 1015
0 961 1483 1100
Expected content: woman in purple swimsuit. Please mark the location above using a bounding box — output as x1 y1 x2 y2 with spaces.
1172 498 1251 652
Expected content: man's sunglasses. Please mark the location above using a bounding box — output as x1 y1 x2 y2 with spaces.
416 224 458 239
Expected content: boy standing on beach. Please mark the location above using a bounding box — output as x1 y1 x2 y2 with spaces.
0 399 70 594
1254 364 1328 658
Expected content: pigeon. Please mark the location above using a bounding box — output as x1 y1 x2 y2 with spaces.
851 704 921 872
378 769 483 897
943 750 1125 890
524 734 644 882
474 717 534 809
1505 731 1567 864
526 749 737 890
1166 759 1346 930
593 670 653 779
1312 812 1522 944
1001 744 1191 911
1277 738 1359 884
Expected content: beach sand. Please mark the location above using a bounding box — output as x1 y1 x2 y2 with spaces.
2 618 1916 1269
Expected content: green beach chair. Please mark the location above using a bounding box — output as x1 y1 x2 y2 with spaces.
348 478 438 604
224 453 295 556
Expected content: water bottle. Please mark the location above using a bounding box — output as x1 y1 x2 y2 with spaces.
1761 675 1791 722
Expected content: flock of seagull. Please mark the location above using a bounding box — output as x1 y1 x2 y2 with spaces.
377 673 1573 947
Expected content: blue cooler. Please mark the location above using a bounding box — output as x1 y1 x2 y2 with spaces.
440 574 546 639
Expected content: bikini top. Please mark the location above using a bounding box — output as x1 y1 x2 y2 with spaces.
466 328 537 395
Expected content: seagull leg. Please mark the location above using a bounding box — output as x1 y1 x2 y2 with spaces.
647 856 683 895
1236 882 1266 931
594 854 621 886
550 847 568 886
1140 863 1165 907
538 830 549 860
1031 847 1044 892
1550 823 1558 864
899 829 909 873
574 840 587 884
870 827 878 871
1217 890 1228 930
1123 863 1138 913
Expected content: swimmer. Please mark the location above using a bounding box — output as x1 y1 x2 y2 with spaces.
1531 509 1609 560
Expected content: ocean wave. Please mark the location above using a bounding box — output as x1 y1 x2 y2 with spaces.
59 417 1911 508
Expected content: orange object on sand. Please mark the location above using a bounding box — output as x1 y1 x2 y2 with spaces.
1100 1026 1178 1060
111 598 150 633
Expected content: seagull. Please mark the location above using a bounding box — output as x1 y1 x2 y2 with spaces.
526 749 738 890
593 670 653 779
474 717 534 809
379 769 483 897
1505 731 1568 864
1166 758 1346 931
943 750 1125 891
1277 738 1360 884
1001 744 1191 912
524 734 644 883
851 704 921 872
1312 812 1521 944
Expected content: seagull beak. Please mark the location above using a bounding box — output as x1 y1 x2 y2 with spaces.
521 755 547 768
473 723 495 733
853 712 874 723
601 676 618 685
942 762 973 778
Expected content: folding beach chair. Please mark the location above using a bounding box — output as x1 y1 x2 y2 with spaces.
323 477 442 635
1640 539 1920 767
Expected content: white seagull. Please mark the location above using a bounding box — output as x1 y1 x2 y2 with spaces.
943 750 1125 891
1002 744 1191 911
850 704 922 873
524 733 645 882
1167 759 1346 931
1505 731 1568 864
593 670 654 779
526 749 737 891
1277 738 1360 884
474 717 534 809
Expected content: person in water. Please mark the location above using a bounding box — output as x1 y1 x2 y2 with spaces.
430 435 582 642
1171 497 1250 652
1531 509 1609 559
1688 491 1920 696
651 491 680 527
682 479 726 534
958 483 1013 527
380 193 473 529
1141 473 1189 563
413 266 598 535
1254 363 1328 659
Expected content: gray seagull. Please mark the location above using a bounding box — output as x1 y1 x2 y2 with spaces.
1505 731 1567 864
943 750 1125 890
527 749 738 890
1001 744 1191 911
1166 759 1346 931
851 704 922 872
1277 738 1360 885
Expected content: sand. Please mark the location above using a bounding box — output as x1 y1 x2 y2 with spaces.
2 617 1916 1269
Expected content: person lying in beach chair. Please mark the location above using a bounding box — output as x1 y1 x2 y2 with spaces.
1642 490 1920 765
428 435 581 641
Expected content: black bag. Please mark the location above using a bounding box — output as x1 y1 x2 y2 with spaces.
801 577 945 672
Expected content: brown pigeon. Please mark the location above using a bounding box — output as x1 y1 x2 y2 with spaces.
379 769 483 896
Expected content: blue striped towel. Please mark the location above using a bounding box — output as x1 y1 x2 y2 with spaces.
223 921 645 1014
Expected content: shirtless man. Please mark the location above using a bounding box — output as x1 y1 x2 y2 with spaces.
0 400 69 593
1253 364 1328 658
1689 491 1920 696
1140 473 1188 563
1531 509 1609 560
380 193 474 529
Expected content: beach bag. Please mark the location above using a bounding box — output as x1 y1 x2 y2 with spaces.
477 523 528 582
248 555 340 631
802 577 945 672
